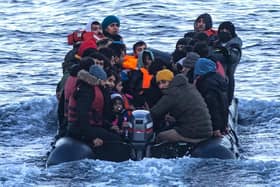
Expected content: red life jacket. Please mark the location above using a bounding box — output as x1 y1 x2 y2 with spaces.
67 31 100 45
68 86 104 126
215 61 226 78
77 39 97 57
64 76 77 118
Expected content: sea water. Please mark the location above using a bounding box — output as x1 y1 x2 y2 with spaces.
0 0 279 186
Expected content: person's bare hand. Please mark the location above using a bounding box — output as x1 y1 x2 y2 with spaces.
223 126 230 134
213 130 224 137
92 138 103 147
111 125 120 133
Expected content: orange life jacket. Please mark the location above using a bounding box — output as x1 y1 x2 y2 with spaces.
122 55 138 70
140 68 153 89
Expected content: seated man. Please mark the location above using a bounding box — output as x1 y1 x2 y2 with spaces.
150 69 213 143
133 40 147 58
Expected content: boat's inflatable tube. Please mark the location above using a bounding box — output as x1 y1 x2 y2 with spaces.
47 99 239 166
191 137 236 159
46 137 131 167
46 137 94 167
47 134 237 167
195 97 239 159
149 48 171 65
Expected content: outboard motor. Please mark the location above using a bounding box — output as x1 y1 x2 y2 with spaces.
127 110 154 160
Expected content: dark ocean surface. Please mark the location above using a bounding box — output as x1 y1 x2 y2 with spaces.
0 0 279 186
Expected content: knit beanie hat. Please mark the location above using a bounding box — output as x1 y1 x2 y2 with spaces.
156 69 174 83
183 52 200 68
102 15 120 31
89 65 107 80
110 93 123 102
194 58 216 78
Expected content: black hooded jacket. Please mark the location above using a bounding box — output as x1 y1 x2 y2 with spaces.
196 72 229 132
209 36 242 103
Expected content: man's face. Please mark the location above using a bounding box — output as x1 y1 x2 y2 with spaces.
105 22 119 35
195 18 206 32
116 50 126 65
91 24 102 35
116 82 123 93
157 80 170 90
106 75 116 89
134 44 147 57
144 54 153 68
93 58 104 68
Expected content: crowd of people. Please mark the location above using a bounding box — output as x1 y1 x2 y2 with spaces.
54 13 242 154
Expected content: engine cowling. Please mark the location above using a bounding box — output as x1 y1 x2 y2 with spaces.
128 110 154 143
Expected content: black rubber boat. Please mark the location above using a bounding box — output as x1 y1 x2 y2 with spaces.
46 98 239 167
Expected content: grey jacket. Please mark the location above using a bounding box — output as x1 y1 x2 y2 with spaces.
150 74 213 139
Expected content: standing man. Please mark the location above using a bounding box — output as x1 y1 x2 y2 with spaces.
184 13 217 45
210 21 242 104
194 13 217 37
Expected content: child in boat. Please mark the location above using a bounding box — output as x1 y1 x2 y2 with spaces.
115 79 134 115
110 93 131 138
